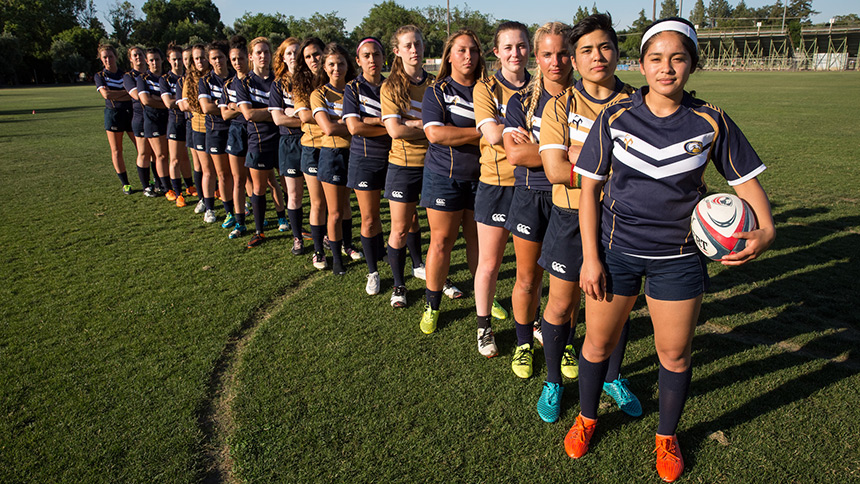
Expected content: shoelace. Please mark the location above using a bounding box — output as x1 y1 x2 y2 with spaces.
611 379 634 404
478 328 494 346
513 346 531 365
655 438 681 462
572 416 593 443
562 348 576 365
543 383 560 405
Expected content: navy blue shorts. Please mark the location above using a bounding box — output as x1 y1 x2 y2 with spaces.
419 169 478 212
167 114 186 142
206 129 229 155
505 186 553 242
385 164 423 203
226 123 248 157
604 250 710 301
132 112 145 138
143 108 168 138
278 133 302 178
318 147 349 186
348 154 388 191
538 206 583 282
474 182 514 227
245 150 277 171
191 131 206 152
104 107 132 132
301 145 320 176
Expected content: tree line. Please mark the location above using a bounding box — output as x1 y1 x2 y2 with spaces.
0 0 854 85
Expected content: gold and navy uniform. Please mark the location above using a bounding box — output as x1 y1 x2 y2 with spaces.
158 72 184 125
422 76 480 181
198 71 232 132
95 67 131 109
267 78 299 135
223 74 247 125
575 88 766 257
310 83 351 150
235 71 278 153
539 78 635 209
380 70 434 167
343 75 391 160
137 70 169 137
473 70 529 186
294 92 325 149
504 88 554 190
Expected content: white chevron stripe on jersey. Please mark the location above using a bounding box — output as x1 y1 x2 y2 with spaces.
443 93 474 108
360 105 381 117
448 104 476 119
613 143 710 179
610 128 715 160
359 95 381 109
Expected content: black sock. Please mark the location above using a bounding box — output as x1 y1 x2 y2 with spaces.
183 176 194 190
542 318 571 385
578 353 610 420
223 200 234 215
515 319 533 347
136 166 149 188
252 194 266 234
236 211 246 226
203 197 215 211
406 230 423 267
288 209 303 239
159 176 170 191
276 209 286 220
657 364 692 435
425 289 442 310
388 245 406 287
118 171 129 186
171 178 182 194
361 235 378 273
476 314 491 330
341 218 353 249
329 239 345 274
310 224 326 254
604 319 630 383
193 171 203 193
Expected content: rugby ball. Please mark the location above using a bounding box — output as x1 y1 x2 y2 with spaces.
691 193 757 260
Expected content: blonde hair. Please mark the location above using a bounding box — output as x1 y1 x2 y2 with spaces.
385 25 424 115
273 37 300 81
437 29 485 81
522 22 573 131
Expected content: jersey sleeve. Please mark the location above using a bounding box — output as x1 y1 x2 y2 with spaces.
573 107 612 181
380 83 401 121
503 93 526 134
198 77 211 100
421 83 446 129
342 82 360 119
472 80 499 132
310 88 327 117
94 72 106 91
538 94 569 153
136 75 150 96
215 78 228 108
158 76 172 100
709 109 767 186
122 73 137 93
267 80 284 112
234 77 251 105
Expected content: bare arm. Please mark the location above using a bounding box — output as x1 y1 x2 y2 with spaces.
199 96 221 116
161 93 177 110
271 109 302 128
101 89 132 101
478 120 504 146
504 128 543 168
239 104 273 123
345 116 388 137
424 125 480 146
721 178 776 266
221 103 240 121
140 92 167 109
383 117 425 140
542 144 581 186
314 111 350 137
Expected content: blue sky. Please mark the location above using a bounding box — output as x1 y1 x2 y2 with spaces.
93 0 855 34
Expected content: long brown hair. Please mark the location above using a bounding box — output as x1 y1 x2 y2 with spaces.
384 25 425 115
273 37 300 81
183 43 209 113
292 37 326 105
522 22 573 131
437 29 485 81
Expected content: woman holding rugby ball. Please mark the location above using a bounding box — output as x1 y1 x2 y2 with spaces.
568 17 775 482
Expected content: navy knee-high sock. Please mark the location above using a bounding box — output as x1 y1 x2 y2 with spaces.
388 245 406 287
203 197 215 211
542 318 570 384
657 364 692 435
578 353 610 420
310 224 326 254
329 239 345 274
604 319 630 383
117 171 130 186
159 176 171 192
406 230 423 267
252 194 266 234
136 166 150 189
425 289 442 310
193 170 203 194
515 319 533 347
288 208 303 239
183 176 194 191
170 178 183 194
361 235 378 273
341 218 353 249
223 200 234 215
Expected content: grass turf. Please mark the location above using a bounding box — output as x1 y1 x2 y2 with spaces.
1 71 858 483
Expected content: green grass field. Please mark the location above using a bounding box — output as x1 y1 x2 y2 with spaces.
1 72 858 483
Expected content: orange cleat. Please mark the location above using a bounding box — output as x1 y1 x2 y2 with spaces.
214 189 220 200
185 186 198 197
564 414 597 459
166 189 177 201
176 194 187 207
655 434 684 482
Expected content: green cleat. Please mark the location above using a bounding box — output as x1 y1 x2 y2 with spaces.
491 298 508 320
561 345 579 380
420 304 439 334
511 343 534 379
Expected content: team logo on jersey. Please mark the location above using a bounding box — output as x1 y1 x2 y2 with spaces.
309 167 318 174
169 134 177 140
332 175 341 182
110 125 118 131
287 169 297 175
435 198 446 206
391 190 404 199
210 147 217 153
622 135 634 150
196 144 204 150
551 261 567 274
226 144 232 150
491 213 506 223
684 141 704 155
516 224 531 235
153 131 160 137
358 181 368 188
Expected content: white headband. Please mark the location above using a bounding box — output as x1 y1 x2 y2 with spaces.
640 20 698 51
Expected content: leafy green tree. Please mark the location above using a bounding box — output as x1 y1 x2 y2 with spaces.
132 0 224 47
351 1 424 45
660 0 679 19
619 9 650 58
0 33 24 84
690 0 706 27
230 12 291 42
50 39 88 82
707 0 733 27
285 11 349 47
573 6 590 24
108 1 139 45
53 25 106 73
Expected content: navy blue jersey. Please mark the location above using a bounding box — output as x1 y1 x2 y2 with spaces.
158 71 184 122
199 72 231 132
94 68 131 109
122 69 143 116
343 74 391 160
574 88 767 258
137 70 168 119
268 78 299 136
222 75 247 125
422 76 481 181
235 71 278 153
504 88 553 190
